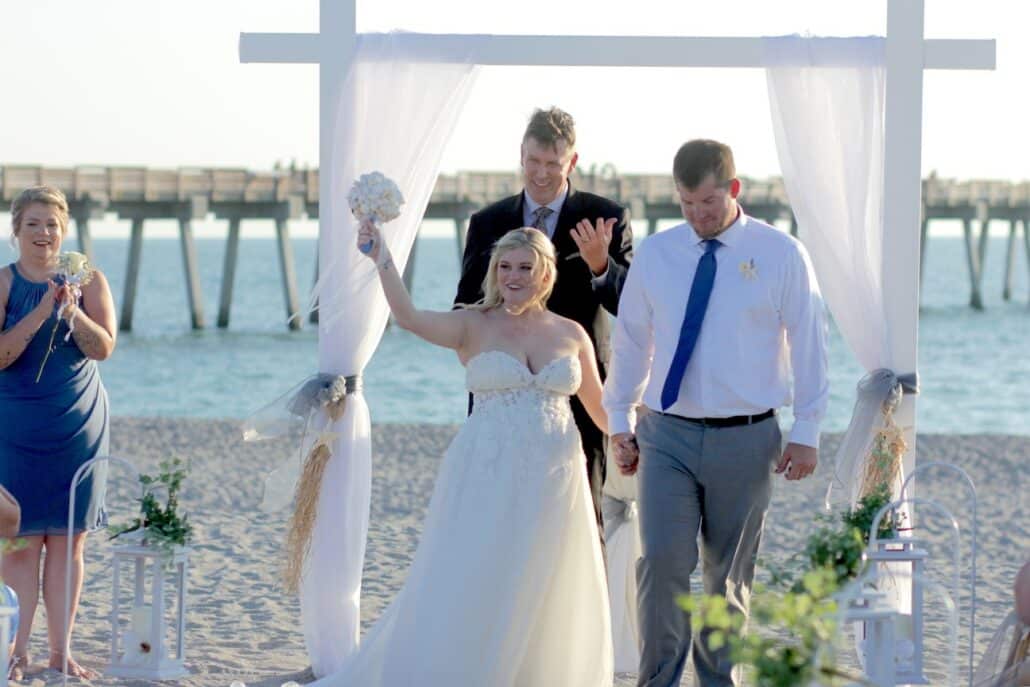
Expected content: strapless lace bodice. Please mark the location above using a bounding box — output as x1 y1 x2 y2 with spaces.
466 350 581 396
464 350 581 448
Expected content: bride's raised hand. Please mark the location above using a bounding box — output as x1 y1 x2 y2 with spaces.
357 219 385 263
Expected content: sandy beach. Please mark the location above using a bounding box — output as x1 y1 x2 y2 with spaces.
10 418 1027 686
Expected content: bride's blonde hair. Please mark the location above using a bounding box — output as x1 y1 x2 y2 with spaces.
465 228 557 312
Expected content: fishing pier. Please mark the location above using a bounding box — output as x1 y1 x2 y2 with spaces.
1 165 1027 330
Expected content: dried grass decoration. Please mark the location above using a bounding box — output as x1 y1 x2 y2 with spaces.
858 401 908 500
283 375 352 593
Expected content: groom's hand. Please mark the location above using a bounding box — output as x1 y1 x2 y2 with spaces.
775 443 818 481
611 432 639 476
571 217 616 276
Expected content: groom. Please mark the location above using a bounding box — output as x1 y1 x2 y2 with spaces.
604 139 828 686
454 106 633 549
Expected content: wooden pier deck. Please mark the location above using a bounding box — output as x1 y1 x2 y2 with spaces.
2 165 1027 330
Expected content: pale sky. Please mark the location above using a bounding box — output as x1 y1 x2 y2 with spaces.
0 0 1026 181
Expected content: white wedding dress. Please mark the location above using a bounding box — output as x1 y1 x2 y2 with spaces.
311 350 613 687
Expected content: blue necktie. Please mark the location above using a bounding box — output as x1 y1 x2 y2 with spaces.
660 239 721 410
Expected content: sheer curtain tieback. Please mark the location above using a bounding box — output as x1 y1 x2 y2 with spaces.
829 368 919 504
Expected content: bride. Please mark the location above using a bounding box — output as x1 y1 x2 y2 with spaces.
309 223 617 686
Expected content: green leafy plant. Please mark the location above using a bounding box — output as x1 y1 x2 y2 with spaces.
109 458 193 554
682 487 901 686
680 568 860 687
765 486 902 592
806 485 903 588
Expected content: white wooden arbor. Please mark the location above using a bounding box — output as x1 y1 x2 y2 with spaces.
240 0 995 480
239 0 995 679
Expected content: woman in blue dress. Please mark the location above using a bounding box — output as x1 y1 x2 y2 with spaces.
0 186 116 680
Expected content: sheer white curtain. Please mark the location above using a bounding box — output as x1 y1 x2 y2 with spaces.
763 36 916 507
303 33 477 677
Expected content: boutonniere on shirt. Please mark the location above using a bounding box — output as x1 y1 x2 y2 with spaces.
739 258 758 281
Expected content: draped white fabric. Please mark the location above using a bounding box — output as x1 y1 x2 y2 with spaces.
762 37 914 506
303 34 477 677
763 37 914 638
601 467 642 674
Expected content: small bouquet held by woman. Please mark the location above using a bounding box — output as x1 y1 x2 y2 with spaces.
35 250 96 383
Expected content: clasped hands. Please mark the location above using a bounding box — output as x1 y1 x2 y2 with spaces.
37 281 80 322
611 432 817 481
611 433 640 476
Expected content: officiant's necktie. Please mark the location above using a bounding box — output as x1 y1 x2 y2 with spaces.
660 239 721 410
531 206 553 232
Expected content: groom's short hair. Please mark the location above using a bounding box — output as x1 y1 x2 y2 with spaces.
523 107 577 152
673 139 736 190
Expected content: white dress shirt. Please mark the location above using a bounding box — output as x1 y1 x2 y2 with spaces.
603 212 829 448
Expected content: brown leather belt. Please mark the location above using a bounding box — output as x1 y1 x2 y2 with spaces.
660 408 776 428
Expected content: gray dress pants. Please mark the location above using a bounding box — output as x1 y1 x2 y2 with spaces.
634 410 781 687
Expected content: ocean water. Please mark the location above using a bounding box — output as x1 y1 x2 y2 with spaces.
23 230 1030 434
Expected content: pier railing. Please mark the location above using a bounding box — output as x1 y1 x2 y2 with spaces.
2 165 1027 330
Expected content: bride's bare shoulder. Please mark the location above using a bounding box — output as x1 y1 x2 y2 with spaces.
549 312 589 339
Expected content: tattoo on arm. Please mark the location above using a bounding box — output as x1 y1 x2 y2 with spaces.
71 326 103 357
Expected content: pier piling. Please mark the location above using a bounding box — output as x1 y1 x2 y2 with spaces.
275 209 302 331
963 216 985 310
119 217 145 332
1021 218 1030 306
1003 218 1018 301
178 199 207 330
217 216 242 328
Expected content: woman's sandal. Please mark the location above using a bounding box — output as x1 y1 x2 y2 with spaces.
48 652 99 680
7 653 30 681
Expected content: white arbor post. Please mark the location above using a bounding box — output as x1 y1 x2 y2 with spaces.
239 0 994 673
883 0 925 502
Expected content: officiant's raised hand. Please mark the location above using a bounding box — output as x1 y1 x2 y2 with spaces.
571 217 616 276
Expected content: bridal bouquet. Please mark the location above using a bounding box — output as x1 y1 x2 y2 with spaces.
35 251 96 383
347 172 404 253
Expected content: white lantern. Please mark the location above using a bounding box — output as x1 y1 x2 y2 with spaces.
865 538 930 684
841 583 898 687
105 536 190 680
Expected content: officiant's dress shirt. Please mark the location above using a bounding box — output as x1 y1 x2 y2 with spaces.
523 186 567 239
603 213 828 447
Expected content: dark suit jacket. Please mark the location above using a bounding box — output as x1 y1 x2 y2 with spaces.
453 184 633 360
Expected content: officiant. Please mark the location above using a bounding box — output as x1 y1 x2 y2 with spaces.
454 106 633 551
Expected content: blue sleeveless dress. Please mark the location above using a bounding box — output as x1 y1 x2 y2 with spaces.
0 263 109 535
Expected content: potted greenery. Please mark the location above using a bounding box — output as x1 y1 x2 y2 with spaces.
105 458 194 679
109 458 193 554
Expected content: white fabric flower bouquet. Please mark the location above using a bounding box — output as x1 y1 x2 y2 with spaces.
347 172 404 254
